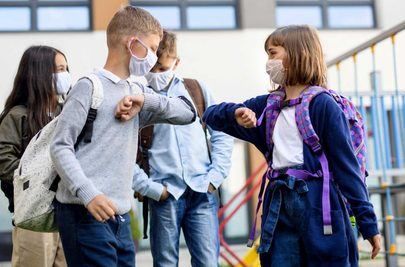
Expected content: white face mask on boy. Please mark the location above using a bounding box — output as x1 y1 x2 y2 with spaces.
144 61 177 92
266 59 285 85
53 71 72 95
128 38 158 77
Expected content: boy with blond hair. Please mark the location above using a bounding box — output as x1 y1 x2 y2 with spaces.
50 7 195 267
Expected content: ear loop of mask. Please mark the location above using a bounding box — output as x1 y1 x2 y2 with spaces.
128 37 149 60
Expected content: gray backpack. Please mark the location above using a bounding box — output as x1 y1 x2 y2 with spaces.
13 74 104 232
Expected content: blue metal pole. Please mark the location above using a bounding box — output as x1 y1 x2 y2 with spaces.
359 96 370 170
371 45 397 264
380 97 392 169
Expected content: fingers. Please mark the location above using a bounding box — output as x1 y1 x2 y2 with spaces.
87 195 117 222
371 237 381 259
115 96 134 119
237 108 256 128
368 235 381 259
88 209 103 222
108 200 118 214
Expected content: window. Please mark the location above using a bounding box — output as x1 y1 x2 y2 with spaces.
0 0 91 32
132 0 239 30
276 0 376 29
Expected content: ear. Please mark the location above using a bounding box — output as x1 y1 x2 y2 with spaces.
173 58 181 71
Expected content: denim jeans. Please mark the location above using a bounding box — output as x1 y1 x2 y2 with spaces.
54 201 135 267
259 176 354 267
149 187 219 267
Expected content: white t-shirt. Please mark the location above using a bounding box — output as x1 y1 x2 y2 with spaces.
271 106 304 170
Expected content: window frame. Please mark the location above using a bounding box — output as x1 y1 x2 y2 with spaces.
132 0 240 31
0 0 92 33
276 0 377 29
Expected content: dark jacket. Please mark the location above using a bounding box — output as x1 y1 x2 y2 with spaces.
0 105 29 213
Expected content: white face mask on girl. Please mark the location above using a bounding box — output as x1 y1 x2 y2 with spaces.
128 38 158 77
53 71 72 95
144 61 176 92
266 59 285 85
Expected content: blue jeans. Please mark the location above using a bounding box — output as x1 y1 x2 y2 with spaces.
149 187 219 267
54 201 135 267
259 176 354 267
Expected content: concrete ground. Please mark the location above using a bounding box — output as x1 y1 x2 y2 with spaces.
2 239 405 267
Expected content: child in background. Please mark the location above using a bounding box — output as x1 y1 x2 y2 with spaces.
203 25 381 267
0 45 69 267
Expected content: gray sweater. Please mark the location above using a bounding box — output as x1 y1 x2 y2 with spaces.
50 70 195 214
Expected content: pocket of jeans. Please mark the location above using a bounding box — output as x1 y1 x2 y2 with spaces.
302 207 348 260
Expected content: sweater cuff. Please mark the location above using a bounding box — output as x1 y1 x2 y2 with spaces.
77 181 102 206
142 93 161 113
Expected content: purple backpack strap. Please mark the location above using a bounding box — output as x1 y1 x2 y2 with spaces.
295 86 333 235
257 90 285 160
248 90 285 246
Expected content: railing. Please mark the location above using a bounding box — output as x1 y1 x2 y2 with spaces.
218 161 267 267
327 20 405 267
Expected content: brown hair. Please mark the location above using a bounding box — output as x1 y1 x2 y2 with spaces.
157 30 178 58
264 25 327 88
106 6 163 49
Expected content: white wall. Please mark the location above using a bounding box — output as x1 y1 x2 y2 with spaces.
1 28 402 109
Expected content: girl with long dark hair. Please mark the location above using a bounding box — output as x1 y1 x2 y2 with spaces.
0 45 70 267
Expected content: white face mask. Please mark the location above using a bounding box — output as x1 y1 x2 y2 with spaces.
53 71 71 95
266 59 285 85
128 38 158 77
144 61 176 92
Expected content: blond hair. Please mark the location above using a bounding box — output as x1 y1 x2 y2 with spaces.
264 25 327 88
157 30 177 58
107 6 163 49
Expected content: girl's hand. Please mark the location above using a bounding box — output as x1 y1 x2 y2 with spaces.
115 94 145 121
367 234 381 259
235 107 257 128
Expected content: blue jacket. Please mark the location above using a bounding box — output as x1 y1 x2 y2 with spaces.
203 93 379 242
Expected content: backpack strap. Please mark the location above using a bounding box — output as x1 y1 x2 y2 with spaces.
75 74 104 146
248 89 285 246
183 79 206 123
51 74 104 193
257 89 285 161
295 86 333 235
136 125 154 239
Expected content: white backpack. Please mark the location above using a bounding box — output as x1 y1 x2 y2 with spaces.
13 74 104 232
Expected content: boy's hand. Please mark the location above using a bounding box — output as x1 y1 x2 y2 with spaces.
235 107 257 128
115 94 145 121
160 187 170 202
86 194 117 222
368 234 381 259
134 192 144 202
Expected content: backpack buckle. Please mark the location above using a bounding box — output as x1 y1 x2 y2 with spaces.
306 135 322 153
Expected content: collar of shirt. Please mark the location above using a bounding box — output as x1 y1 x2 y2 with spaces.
98 68 132 84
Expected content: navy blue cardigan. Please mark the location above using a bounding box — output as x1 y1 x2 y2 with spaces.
203 93 379 240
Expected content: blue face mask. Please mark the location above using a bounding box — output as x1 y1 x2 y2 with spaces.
128 38 158 77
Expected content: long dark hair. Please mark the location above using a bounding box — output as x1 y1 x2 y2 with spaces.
0 45 68 139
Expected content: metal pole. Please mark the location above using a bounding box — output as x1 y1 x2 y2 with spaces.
370 44 398 267
391 34 404 167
